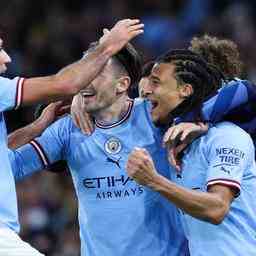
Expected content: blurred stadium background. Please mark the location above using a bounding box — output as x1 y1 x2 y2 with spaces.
1 0 256 255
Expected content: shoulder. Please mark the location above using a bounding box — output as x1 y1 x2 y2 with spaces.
221 78 252 96
208 122 251 140
0 76 22 88
131 98 158 130
0 76 17 84
0 76 25 110
133 98 152 116
188 122 254 156
133 97 150 108
203 122 254 153
46 114 79 134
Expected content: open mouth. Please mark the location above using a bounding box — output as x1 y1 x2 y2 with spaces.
150 100 159 110
80 90 96 98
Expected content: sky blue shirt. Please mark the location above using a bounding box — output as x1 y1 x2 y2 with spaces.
9 99 188 256
175 122 256 256
0 76 24 232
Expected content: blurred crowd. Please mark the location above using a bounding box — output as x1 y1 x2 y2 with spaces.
1 0 256 255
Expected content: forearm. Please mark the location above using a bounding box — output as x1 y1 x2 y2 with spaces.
8 120 48 149
150 174 228 224
22 44 112 105
55 44 112 93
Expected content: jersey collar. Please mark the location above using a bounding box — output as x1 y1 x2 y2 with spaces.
95 99 134 129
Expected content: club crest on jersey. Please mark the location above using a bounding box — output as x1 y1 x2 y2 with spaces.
104 137 122 154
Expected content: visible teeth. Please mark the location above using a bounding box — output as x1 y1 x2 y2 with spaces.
81 92 95 96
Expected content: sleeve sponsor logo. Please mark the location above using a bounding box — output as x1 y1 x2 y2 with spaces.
215 147 245 165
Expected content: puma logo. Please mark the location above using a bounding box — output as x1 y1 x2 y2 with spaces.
220 166 231 174
176 173 182 179
107 157 121 169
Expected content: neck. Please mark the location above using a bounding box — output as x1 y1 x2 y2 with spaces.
168 97 200 125
94 95 130 125
156 98 191 128
170 98 190 118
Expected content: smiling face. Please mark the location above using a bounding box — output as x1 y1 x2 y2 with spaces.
79 58 129 115
138 77 150 98
0 39 11 74
144 62 190 125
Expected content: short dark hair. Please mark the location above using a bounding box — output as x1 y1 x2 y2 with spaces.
113 42 142 87
141 61 155 78
157 49 224 119
189 35 243 78
85 41 142 88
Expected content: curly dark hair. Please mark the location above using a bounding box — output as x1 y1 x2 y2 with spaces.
189 35 243 79
157 49 224 120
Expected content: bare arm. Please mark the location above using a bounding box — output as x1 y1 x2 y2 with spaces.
8 102 64 149
21 19 144 105
149 175 234 224
126 148 235 225
22 48 110 104
8 122 44 149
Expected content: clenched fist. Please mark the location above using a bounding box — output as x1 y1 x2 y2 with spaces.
126 147 159 186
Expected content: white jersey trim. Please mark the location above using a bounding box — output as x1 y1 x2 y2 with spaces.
30 140 49 167
207 178 241 196
14 78 25 110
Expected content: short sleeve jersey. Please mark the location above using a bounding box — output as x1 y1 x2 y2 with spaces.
177 122 256 256
10 99 188 256
0 76 25 232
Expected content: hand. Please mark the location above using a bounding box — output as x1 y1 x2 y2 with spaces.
34 101 70 129
163 122 209 171
71 94 94 135
100 19 144 56
126 147 159 186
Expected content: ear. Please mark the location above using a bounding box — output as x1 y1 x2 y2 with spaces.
116 76 131 94
179 83 193 98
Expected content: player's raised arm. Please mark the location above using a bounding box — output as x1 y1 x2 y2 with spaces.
21 19 144 105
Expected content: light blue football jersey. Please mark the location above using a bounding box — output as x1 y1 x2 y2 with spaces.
0 76 24 232
10 99 188 256
176 122 256 256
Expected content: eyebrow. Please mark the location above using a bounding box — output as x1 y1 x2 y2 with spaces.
150 75 161 82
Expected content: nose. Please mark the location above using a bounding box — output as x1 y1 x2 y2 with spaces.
142 81 153 97
0 50 11 64
141 89 151 98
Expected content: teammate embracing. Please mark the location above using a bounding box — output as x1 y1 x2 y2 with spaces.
127 49 256 256
0 19 143 256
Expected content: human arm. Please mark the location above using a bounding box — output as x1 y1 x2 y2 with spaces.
8 146 45 181
9 116 71 180
127 126 251 224
17 19 144 105
8 101 68 149
126 147 234 224
152 176 233 225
